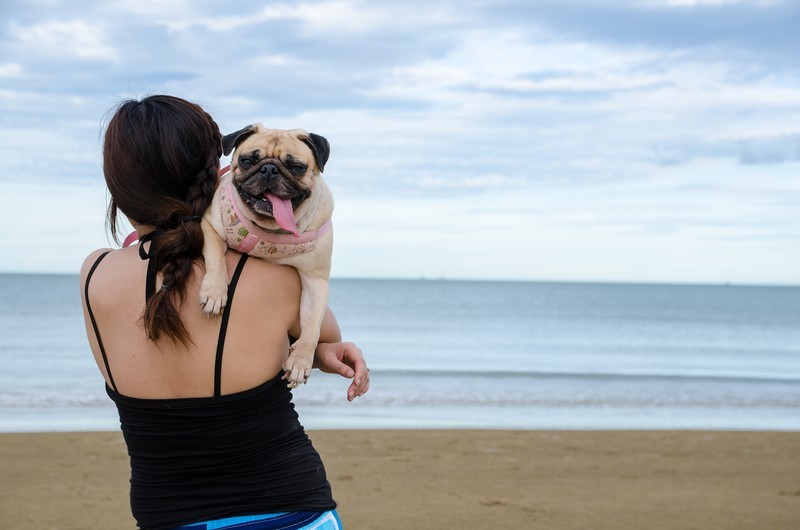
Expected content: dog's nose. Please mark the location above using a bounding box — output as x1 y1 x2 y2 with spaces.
260 163 280 178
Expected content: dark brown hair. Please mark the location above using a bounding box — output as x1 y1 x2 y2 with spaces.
103 95 222 345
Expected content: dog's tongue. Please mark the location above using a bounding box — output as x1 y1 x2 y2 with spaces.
265 193 299 236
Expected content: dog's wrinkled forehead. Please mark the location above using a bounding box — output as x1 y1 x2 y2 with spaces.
238 130 308 160
223 124 330 173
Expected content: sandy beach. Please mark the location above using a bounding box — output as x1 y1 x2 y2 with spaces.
1 429 798 529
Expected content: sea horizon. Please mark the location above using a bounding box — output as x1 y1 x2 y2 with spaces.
1 270 799 290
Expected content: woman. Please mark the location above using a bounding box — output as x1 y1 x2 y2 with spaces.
80 95 368 530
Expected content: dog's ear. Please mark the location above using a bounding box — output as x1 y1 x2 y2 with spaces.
222 125 258 156
300 133 330 173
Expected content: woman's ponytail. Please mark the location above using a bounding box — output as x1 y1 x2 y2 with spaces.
103 96 223 346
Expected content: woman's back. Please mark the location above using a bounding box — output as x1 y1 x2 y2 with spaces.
81 245 302 399
81 245 336 529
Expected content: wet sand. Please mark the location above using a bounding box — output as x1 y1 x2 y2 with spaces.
1 430 798 529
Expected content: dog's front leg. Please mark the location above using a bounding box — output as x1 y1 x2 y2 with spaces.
198 219 229 315
284 273 330 387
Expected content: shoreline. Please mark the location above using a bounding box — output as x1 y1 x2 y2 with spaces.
1 430 798 529
0 398 800 434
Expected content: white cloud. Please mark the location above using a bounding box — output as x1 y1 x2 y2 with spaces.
10 20 118 61
653 0 782 6
737 133 800 164
364 30 663 105
414 174 532 190
0 63 24 78
19 0 62 5
246 54 311 68
155 1 462 36
110 0 193 17
159 1 387 33
269 2 391 33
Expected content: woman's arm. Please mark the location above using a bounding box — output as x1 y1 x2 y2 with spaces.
310 307 370 401
287 303 340 343
314 341 370 401
318 307 342 343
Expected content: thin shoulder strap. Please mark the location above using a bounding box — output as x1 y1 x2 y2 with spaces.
84 251 117 392
213 254 250 396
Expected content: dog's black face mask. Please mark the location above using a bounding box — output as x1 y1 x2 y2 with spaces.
222 125 330 234
234 152 311 222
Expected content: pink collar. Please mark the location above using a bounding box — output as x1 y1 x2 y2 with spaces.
226 183 331 254
122 231 139 248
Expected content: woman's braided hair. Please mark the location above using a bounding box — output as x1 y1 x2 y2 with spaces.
103 95 222 346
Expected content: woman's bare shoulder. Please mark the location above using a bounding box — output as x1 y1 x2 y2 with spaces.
80 248 116 281
79 247 146 300
227 253 302 301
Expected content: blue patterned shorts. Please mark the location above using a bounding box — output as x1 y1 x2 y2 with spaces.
179 510 342 529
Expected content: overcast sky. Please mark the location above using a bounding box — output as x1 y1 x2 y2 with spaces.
1 0 798 284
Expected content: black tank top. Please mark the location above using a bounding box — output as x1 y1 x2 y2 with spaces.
84 251 335 530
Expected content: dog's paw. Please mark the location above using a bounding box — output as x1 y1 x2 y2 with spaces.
282 342 314 388
198 277 227 316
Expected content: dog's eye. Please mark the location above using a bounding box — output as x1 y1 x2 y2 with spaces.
239 157 253 169
287 162 307 175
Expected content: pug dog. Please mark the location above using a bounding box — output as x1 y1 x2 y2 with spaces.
199 124 333 388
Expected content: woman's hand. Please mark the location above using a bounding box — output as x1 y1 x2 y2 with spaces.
314 342 370 401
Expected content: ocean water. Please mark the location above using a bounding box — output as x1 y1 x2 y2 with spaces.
0 274 798 432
